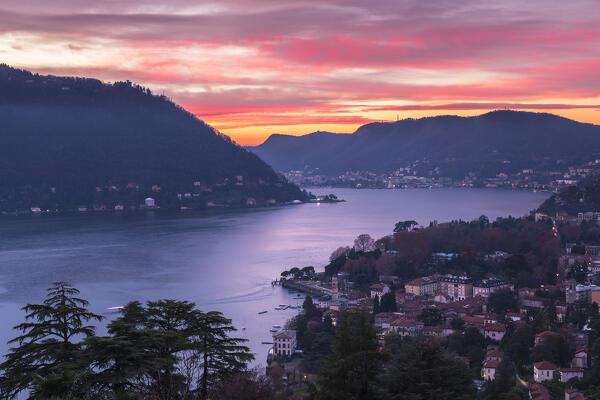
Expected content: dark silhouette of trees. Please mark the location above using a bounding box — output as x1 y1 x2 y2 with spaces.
317 312 384 400
0 283 253 399
417 307 444 326
0 64 306 213
0 282 102 398
377 337 475 400
379 293 397 313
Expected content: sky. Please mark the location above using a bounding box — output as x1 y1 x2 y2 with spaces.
1 0 599 145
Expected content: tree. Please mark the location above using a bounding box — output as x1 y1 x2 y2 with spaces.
488 289 518 314
546 300 558 330
417 307 444 326
84 301 164 398
531 334 570 367
353 234 376 253
301 266 316 279
480 360 526 400
0 282 103 399
393 220 418 232
303 295 320 320
567 262 588 283
373 295 380 315
330 246 350 262
190 311 253 400
379 293 397 313
289 267 301 280
209 369 276 400
377 337 475 400
501 325 534 366
451 318 465 331
318 312 385 400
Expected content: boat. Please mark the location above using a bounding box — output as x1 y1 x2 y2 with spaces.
261 341 273 345
107 306 124 312
258 310 268 314
272 325 281 329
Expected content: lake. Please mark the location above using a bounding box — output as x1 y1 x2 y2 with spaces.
0 188 549 365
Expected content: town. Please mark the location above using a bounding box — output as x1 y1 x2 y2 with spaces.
0 176 313 216
284 158 600 192
266 211 600 399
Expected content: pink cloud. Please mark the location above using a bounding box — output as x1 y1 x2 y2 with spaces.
1 0 599 143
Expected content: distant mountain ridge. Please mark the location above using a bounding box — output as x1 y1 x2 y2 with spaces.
249 111 600 178
0 64 306 213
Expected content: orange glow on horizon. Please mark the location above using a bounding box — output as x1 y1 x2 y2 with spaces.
0 1 598 146
205 108 600 146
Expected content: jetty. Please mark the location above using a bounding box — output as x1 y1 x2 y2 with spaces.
281 280 333 297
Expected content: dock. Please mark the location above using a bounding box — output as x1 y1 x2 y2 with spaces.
281 280 333 297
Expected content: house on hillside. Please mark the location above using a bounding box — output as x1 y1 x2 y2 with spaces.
559 368 583 383
484 323 506 341
473 278 512 297
572 346 588 368
405 276 437 296
534 361 558 383
370 283 390 299
535 331 561 346
481 360 500 381
485 349 504 362
273 330 296 357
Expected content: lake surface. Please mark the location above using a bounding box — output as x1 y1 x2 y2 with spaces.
0 188 549 365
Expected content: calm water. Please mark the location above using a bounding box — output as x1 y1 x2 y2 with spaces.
0 188 548 365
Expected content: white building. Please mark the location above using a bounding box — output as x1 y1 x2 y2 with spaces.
273 330 296 357
533 361 557 383
481 360 499 381
370 283 390 299
145 198 156 208
559 368 583 383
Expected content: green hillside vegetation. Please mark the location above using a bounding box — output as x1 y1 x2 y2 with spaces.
0 65 307 213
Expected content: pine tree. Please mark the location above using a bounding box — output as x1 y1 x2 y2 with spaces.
318 312 384 400
85 301 167 398
380 292 397 312
373 295 380 314
190 311 254 400
0 282 103 399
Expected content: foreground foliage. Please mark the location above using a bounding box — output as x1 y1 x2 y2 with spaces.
0 282 254 399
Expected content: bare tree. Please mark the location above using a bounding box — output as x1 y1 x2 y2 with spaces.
353 234 375 253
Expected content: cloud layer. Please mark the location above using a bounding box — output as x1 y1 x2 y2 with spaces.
1 0 599 144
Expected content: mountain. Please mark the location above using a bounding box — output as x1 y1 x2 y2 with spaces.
250 111 600 178
0 65 306 213
538 173 600 215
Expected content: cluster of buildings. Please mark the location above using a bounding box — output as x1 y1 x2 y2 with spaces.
284 159 600 191
15 175 289 216
404 274 513 302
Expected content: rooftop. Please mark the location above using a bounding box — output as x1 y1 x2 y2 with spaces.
534 361 558 370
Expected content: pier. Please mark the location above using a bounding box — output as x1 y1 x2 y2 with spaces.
280 280 333 297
